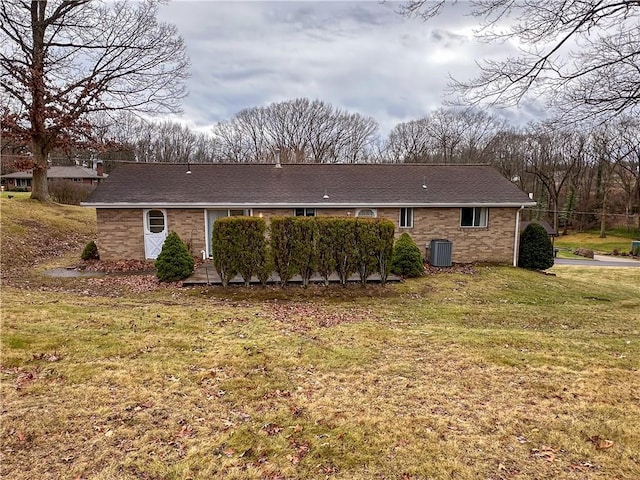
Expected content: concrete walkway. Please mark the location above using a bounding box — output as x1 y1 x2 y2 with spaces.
554 254 640 268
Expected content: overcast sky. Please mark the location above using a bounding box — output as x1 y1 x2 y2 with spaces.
157 1 546 135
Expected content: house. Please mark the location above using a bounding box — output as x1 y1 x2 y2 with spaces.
1 163 107 191
520 221 558 238
82 162 536 265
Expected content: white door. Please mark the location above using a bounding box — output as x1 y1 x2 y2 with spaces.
206 210 229 257
144 209 167 259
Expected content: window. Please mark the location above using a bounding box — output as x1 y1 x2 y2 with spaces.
400 208 413 228
147 209 166 233
294 208 316 217
229 209 250 216
461 207 488 227
356 208 377 218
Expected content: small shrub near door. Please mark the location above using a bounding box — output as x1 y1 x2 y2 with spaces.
391 233 424 277
518 223 554 270
155 232 195 282
81 240 100 261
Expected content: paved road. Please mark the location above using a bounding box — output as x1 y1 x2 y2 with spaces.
554 254 640 268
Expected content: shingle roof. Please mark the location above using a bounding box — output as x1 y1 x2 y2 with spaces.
1 166 107 179
83 163 535 207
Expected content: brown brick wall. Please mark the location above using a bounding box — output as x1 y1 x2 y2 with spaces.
96 206 518 263
167 209 206 256
395 207 517 264
96 209 145 260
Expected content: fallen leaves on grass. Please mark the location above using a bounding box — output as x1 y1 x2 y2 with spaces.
531 445 557 462
588 435 614 450
87 275 181 294
264 302 377 332
79 259 155 273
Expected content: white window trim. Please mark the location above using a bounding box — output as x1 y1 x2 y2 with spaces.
356 208 377 218
460 207 489 228
144 208 167 234
399 207 413 228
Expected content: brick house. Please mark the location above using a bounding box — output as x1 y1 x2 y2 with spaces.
82 162 536 265
1 164 107 191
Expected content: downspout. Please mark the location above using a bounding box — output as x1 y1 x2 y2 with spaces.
513 206 524 267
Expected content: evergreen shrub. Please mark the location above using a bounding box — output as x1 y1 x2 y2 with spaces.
332 218 357 285
315 217 337 286
375 219 396 285
291 217 318 287
81 240 100 261
391 232 424 277
355 219 380 284
518 223 554 270
155 232 195 282
270 216 296 286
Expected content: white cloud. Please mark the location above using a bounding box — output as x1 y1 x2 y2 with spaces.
158 1 542 135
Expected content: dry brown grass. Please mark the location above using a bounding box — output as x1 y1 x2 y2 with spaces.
2 264 639 479
0 197 96 278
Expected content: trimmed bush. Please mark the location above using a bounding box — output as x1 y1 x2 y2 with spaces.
81 240 100 261
332 218 357 285
355 219 381 284
315 217 337 286
270 216 296 286
518 223 554 270
257 243 273 286
391 233 424 277
155 232 195 282
375 220 396 285
291 217 318 287
227 217 266 286
211 219 237 286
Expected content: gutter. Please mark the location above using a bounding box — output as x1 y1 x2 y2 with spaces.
513 205 524 267
82 201 539 209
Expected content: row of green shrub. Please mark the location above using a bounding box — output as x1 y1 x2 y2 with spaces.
212 216 399 287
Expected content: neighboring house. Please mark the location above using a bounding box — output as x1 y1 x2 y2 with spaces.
0 163 107 191
82 162 536 265
520 221 558 238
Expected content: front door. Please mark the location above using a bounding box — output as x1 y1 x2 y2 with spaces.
144 209 167 259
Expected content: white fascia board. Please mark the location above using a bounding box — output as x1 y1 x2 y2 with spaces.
82 201 538 209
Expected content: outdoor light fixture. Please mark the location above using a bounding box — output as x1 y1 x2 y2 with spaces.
323 189 330 199
186 163 192 174
422 176 427 189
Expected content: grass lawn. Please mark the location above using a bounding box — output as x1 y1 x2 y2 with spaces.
2 265 639 479
555 231 640 256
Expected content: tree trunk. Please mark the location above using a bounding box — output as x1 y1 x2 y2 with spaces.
29 141 51 202
599 193 607 238
30 163 50 202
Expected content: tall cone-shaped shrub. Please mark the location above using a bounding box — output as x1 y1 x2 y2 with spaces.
355 218 380 284
375 219 396 285
315 217 337 286
391 232 424 277
332 218 357 285
291 217 318 287
518 223 554 270
212 218 238 287
155 232 195 282
270 216 296 286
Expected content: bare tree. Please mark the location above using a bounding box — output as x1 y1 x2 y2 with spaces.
524 124 587 233
398 1 640 122
0 0 189 201
212 98 380 164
